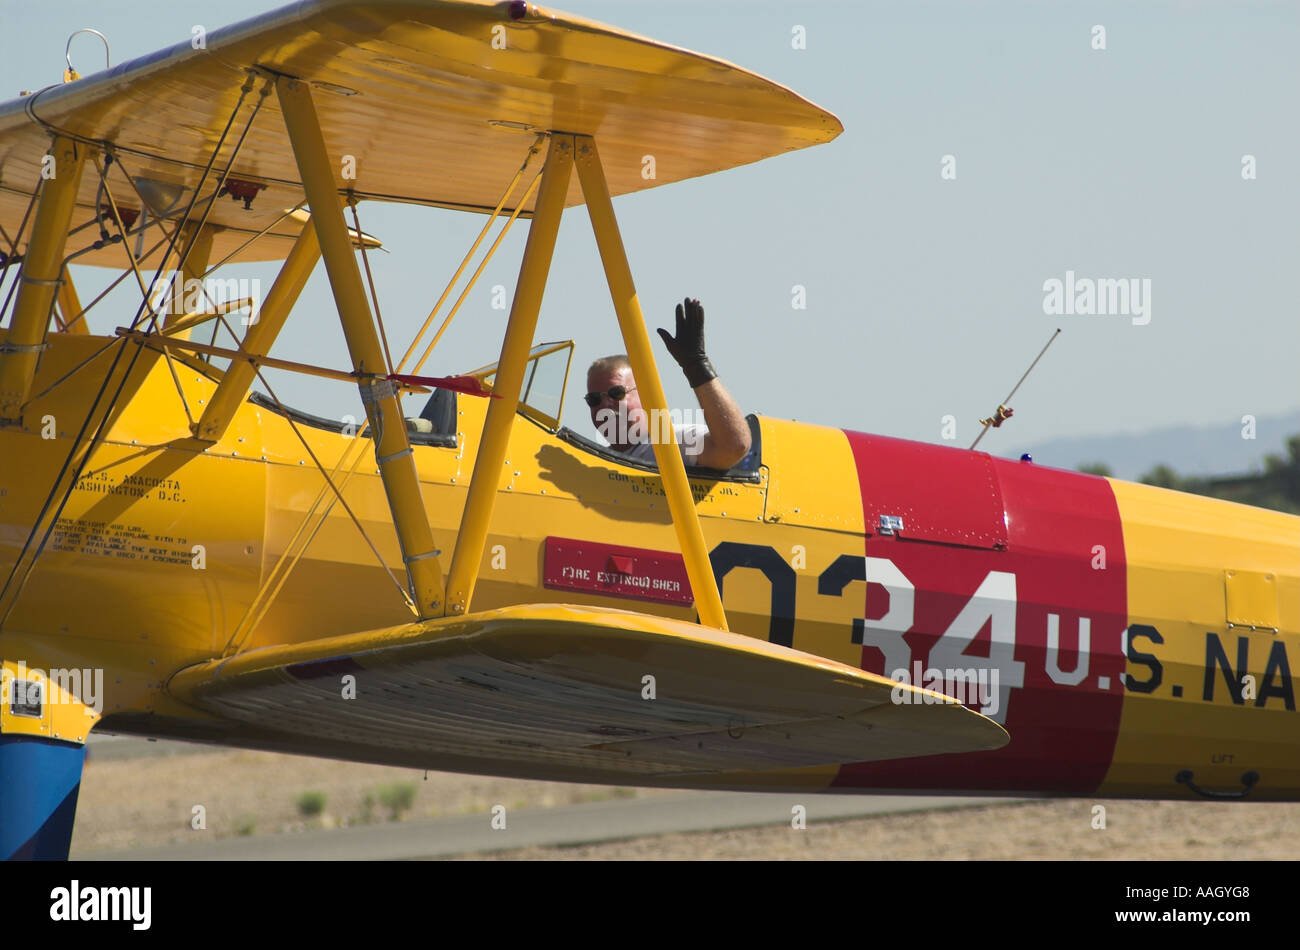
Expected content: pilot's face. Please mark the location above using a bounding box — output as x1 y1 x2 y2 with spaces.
587 364 644 450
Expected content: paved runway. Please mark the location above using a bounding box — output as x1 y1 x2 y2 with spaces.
76 791 1011 860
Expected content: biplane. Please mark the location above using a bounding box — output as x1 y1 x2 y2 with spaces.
1 0 1296 861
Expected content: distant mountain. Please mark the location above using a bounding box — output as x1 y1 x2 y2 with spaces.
1004 410 1300 482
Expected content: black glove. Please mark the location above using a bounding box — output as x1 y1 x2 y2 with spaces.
657 298 717 389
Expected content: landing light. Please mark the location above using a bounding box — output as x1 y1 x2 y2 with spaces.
134 178 187 217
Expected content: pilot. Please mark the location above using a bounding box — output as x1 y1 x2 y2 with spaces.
586 298 751 470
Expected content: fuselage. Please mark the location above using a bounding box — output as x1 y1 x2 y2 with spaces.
2 331 1297 799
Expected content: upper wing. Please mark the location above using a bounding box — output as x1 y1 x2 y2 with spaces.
163 603 1008 786
0 0 842 266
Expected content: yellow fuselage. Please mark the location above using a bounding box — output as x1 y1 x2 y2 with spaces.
2 332 1297 799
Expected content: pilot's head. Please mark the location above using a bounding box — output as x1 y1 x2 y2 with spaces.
586 355 644 452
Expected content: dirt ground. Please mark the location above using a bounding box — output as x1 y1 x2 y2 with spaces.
454 797 1300 860
70 743 1300 859
70 743 683 853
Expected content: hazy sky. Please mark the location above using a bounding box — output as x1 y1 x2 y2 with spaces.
3 0 1297 459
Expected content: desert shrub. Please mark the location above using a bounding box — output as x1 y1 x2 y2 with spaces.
296 790 327 818
375 782 416 820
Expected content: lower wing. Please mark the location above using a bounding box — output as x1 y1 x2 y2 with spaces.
165 604 1009 784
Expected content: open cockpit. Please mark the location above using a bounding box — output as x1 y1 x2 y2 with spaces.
250 337 762 477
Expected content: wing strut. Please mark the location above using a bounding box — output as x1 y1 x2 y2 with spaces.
0 136 86 422
574 136 729 631
162 221 215 337
277 76 443 618
193 219 321 442
444 135 573 615
440 133 729 631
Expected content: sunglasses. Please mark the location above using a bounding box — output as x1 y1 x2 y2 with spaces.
584 385 636 408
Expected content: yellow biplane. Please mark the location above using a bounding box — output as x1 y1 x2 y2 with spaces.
0 1 1296 860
